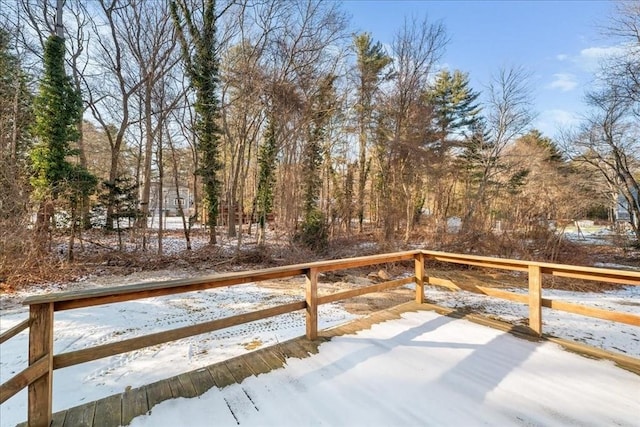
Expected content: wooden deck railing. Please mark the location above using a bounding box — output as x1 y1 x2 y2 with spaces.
1 250 639 426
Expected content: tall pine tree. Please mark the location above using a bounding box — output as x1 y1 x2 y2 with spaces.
353 33 391 232
426 69 481 153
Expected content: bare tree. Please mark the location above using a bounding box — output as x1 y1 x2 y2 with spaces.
87 0 149 231
461 66 534 234
563 2 640 242
120 0 181 251
375 16 447 242
604 1 640 116
566 88 640 241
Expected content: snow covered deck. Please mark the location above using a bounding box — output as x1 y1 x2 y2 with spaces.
27 302 639 427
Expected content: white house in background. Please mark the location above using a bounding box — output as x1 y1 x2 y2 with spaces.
615 188 639 227
147 181 194 217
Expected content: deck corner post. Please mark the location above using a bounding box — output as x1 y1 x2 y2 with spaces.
305 267 318 340
28 302 54 427
415 252 425 304
528 265 542 336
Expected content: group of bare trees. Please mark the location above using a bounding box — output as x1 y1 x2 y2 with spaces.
0 0 638 277
564 1 640 242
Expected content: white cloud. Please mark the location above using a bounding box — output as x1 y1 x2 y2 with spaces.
547 73 578 92
580 46 625 60
534 109 581 137
556 54 568 61
575 45 627 71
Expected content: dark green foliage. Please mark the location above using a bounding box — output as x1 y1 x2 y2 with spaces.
298 75 336 250
97 177 140 228
296 208 328 251
459 118 492 182
170 0 222 244
507 169 530 195
0 28 33 158
256 116 278 232
586 204 609 221
30 34 96 216
31 35 80 189
0 27 33 219
519 129 564 163
426 69 481 151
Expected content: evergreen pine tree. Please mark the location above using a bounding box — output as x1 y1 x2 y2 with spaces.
426 69 481 153
353 33 392 232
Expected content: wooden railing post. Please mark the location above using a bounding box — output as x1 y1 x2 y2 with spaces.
415 252 425 304
305 268 318 340
528 265 542 336
28 303 54 427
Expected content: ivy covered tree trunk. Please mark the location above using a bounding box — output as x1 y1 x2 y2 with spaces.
170 0 222 245
297 75 336 251
256 115 278 245
30 32 96 257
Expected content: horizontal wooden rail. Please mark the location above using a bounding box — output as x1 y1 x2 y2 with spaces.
42 268 308 311
541 298 640 326
0 356 48 404
312 251 418 273
540 267 640 286
423 251 530 272
0 318 29 344
427 277 528 304
317 277 415 305
422 250 640 286
23 251 420 311
53 300 306 369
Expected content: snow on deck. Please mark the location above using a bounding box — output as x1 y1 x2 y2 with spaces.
130 310 639 426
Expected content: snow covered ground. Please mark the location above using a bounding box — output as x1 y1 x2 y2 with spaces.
129 310 639 427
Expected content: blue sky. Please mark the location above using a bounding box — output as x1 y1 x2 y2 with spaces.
342 0 620 139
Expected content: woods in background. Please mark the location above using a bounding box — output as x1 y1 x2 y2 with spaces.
0 0 638 284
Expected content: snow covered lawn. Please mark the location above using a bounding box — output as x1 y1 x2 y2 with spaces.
129 310 639 427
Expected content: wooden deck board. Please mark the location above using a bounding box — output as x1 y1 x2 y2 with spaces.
121 387 149 426
189 367 217 396
92 393 122 427
17 410 68 427
63 401 96 427
276 340 310 360
51 411 67 427
176 373 198 398
224 357 256 384
242 350 273 376
296 336 327 356
145 379 172 410
208 361 237 389
255 347 286 370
